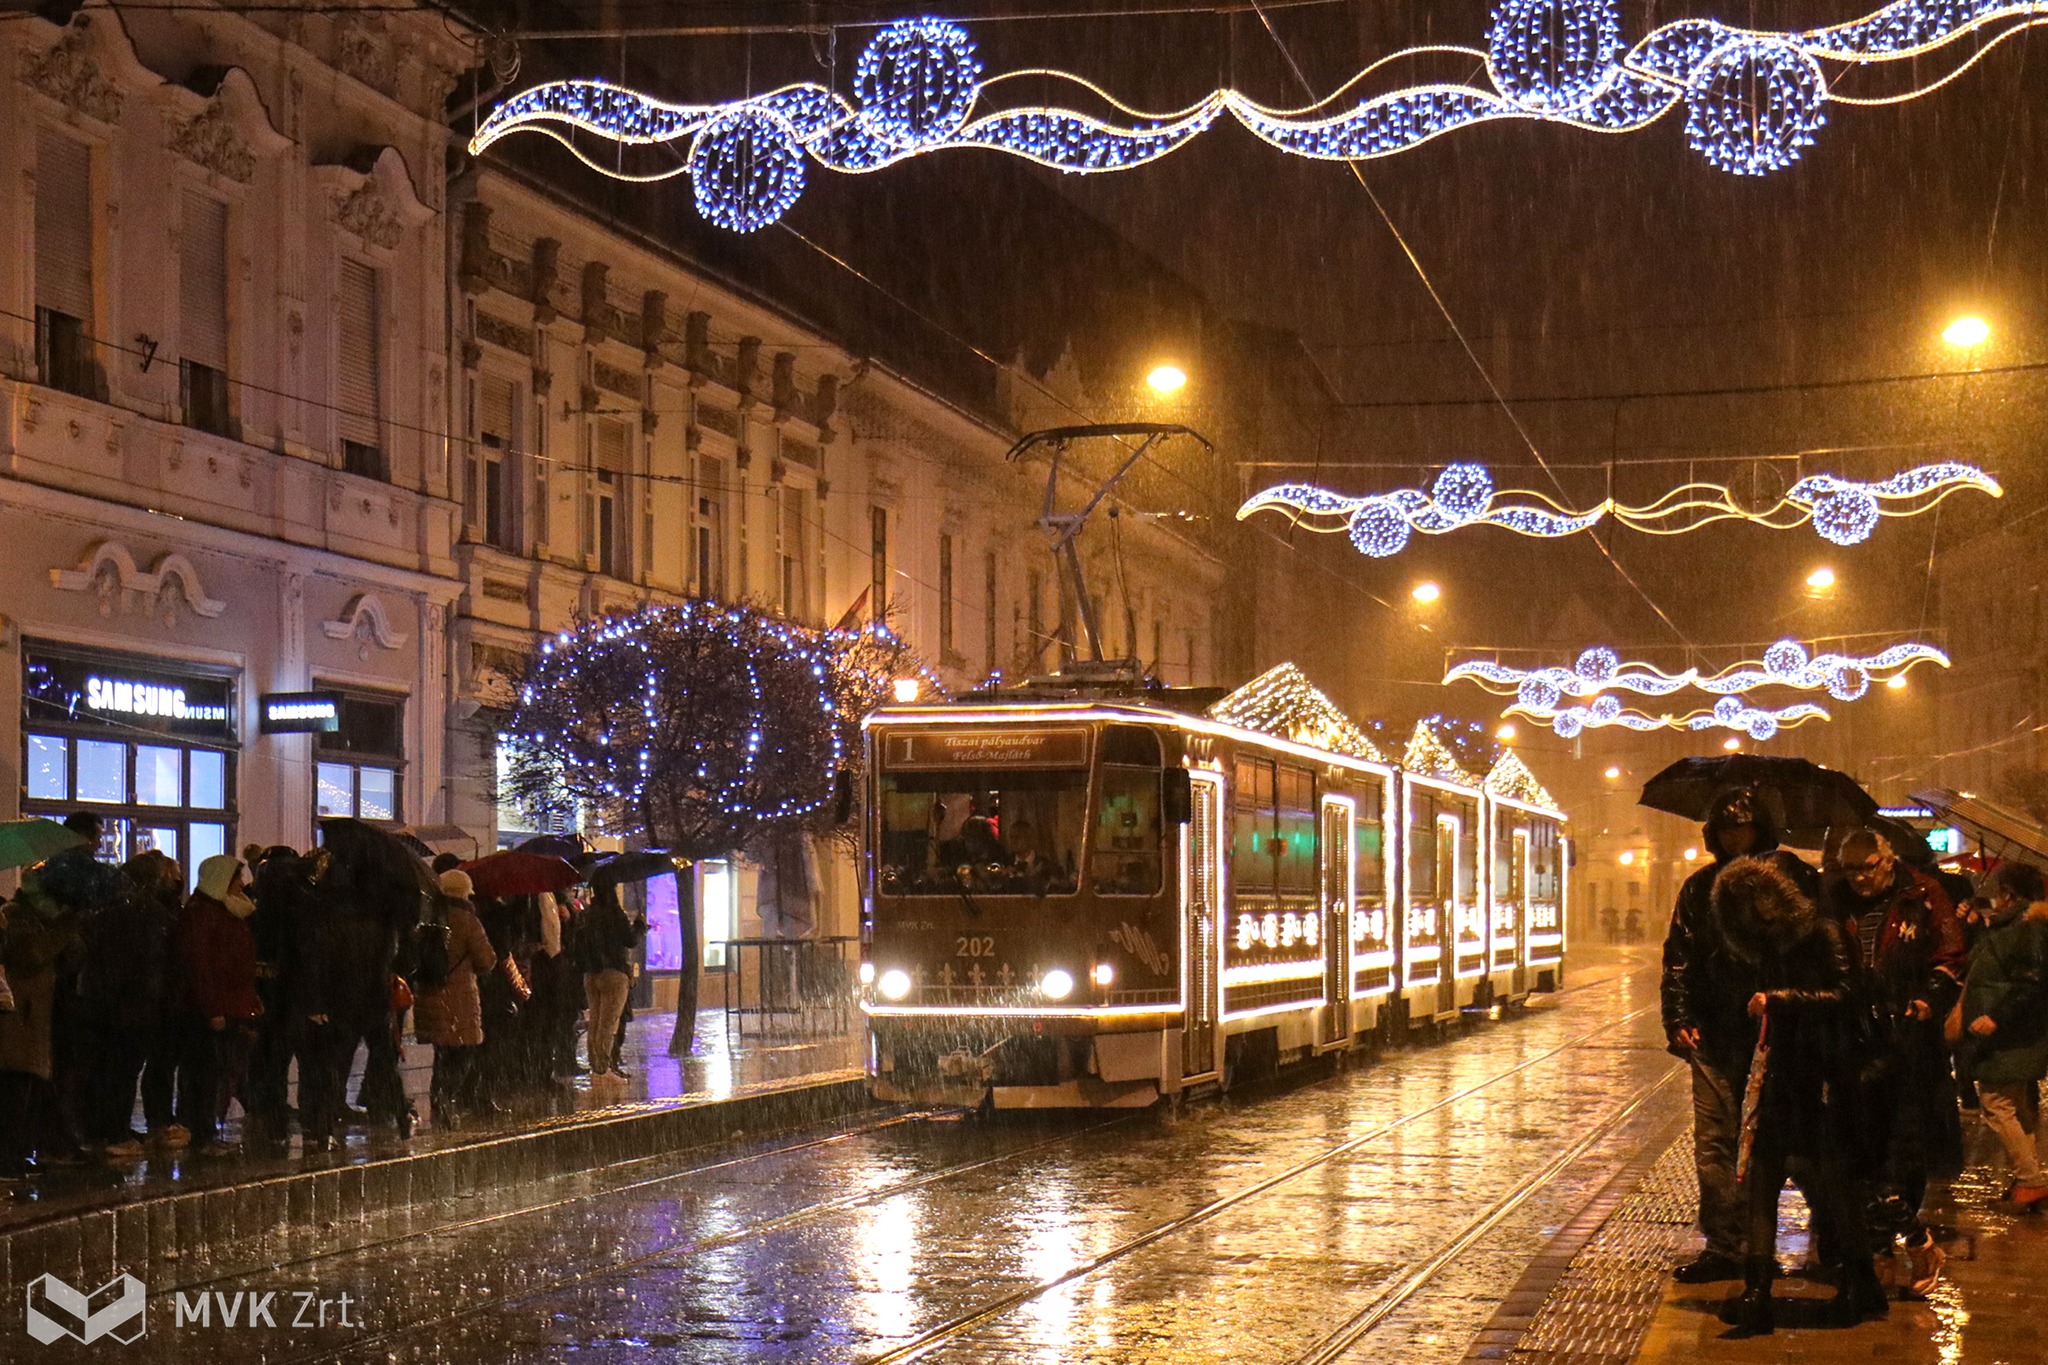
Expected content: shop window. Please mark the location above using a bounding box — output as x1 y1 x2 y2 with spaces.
135 745 182 806
27 735 65 801
315 690 404 824
76 740 125 803
702 859 737 969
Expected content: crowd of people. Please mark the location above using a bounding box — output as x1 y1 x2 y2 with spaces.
0 813 650 1182
1661 787 2048 1335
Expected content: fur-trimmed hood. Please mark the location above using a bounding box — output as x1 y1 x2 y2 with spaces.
1712 855 1821 962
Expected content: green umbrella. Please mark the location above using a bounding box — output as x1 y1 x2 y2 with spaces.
0 818 89 872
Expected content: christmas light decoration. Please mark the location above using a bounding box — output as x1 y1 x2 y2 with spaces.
1240 461 1999 557
1210 663 1388 763
1402 719 1477 786
1447 639 1949 705
1508 694 1831 739
1484 751 1560 811
472 6 2048 231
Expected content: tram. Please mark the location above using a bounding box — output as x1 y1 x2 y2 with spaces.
858 665 1568 1110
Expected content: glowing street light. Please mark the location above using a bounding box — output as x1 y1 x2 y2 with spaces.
1806 566 1836 590
891 677 922 703
1604 765 1622 780
1684 847 1700 861
1496 723 1517 741
1943 315 1991 348
1887 673 1909 691
1618 849 1636 866
1723 737 1742 751
1146 363 1188 395
1411 581 1441 604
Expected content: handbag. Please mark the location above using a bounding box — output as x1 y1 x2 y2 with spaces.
502 954 532 1003
390 974 414 1014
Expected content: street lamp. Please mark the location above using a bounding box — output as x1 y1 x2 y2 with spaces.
1723 737 1741 751
1495 723 1517 741
892 677 922 703
1942 315 1991 348
1805 566 1836 590
1887 673 1909 691
1618 849 1636 866
1411 581 1441 604
1146 363 1188 395
1684 847 1700 862
1604 765 1622 780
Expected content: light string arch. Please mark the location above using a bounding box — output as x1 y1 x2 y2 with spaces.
470 4 2048 231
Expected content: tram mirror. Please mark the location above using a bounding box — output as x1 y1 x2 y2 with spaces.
833 768 855 825
1162 769 1193 826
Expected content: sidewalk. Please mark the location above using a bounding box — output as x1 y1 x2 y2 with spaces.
1485 1098 2048 1365
0 1007 868 1297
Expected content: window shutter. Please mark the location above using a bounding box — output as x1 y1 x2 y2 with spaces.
180 193 230 372
595 419 630 472
479 374 517 448
35 130 93 321
337 260 381 448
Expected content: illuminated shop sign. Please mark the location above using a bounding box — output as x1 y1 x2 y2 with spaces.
23 646 236 739
260 691 343 734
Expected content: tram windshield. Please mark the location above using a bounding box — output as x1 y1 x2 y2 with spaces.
877 768 1086 896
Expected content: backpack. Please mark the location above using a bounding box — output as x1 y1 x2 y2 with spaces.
411 919 452 991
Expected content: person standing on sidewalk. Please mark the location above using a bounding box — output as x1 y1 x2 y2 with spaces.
578 882 644 1084
413 871 496 1128
1957 861 2048 1206
76 853 180 1161
0 871 86 1181
1661 788 1819 1283
1827 827 1967 1294
1711 856 1884 1335
171 855 264 1155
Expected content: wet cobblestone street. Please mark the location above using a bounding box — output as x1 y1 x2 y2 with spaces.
53 950 1692 1364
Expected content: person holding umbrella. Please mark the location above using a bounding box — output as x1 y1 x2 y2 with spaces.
1711 855 1883 1334
1660 787 1820 1284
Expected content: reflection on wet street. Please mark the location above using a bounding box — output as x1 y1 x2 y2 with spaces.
100 951 1686 1365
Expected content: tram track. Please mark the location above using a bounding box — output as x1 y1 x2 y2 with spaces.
262 963 1649 1363
860 992 1662 1365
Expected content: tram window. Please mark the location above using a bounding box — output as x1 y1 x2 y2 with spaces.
1092 766 1162 895
876 768 1085 897
1274 765 1317 896
1099 725 1162 767
1355 806 1385 899
1407 794 1437 899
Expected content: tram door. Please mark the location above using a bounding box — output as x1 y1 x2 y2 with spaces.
1319 797 1354 1048
1435 816 1460 1016
1511 829 1531 994
1183 772 1224 1082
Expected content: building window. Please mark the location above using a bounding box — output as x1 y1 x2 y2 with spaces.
179 191 233 437
778 483 810 623
594 419 630 580
474 374 520 549
938 533 955 658
337 259 384 479
870 505 889 621
35 128 100 401
314 691 404 823
695 456 727 599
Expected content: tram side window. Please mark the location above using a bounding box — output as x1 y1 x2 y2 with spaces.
1531 822 1561 900
1232 756 1277 912
1493 811 1519 895
1407 791 1438 900
1092 766 1163 895
876 768 1086 897
1355 782 1386 900
1274 763 1318 898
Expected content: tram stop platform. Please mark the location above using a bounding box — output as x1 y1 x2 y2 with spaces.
0 1007 867 1302
1473 1095 2045 1365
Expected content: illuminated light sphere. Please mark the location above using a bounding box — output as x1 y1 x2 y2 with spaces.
688 107 807 232
1943 316 1990 348
1589 694 1622 722
1713 695 1744 724
1350 502 1413 557
853 18 983 148
1682 38 1827 176
1552 711 1584 738
1887 673 1909 691
1763 640 1808 677
1518 676 1562 711
1576 646 1620 684
1411 580 1442 604
1746 712 1779 740
1485 0 1624 114
1432 463 1495 521
1146 363 1189 394
1806 566 1836 590
1826 664 1869 702
1811 485 1881 545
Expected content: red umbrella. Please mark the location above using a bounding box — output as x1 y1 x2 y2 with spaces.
458 849 584 898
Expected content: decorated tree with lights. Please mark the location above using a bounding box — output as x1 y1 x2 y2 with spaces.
508 602 846 1054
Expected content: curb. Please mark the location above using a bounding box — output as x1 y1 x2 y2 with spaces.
1 1071 874 1299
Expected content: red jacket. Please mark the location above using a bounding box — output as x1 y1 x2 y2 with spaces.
175 893 263 1022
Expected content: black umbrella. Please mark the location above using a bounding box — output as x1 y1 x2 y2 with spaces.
318 816 438 907
1640 755 1879 843
514 833 588 859
589 849 681 887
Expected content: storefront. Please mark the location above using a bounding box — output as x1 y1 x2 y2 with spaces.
21 642 239 882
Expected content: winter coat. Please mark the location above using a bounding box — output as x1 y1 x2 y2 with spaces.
76 878 174 1032
0 896 85 1078
1662 787 1821 1068
1712 856 1855 1149
413 904 496 1048
173 893 263 1023
1829 865 1967 1034
575 888 645 976
1960 901 2048 1085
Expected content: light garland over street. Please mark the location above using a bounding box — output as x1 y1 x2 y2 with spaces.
471 5 2048 231
1448 640 1951 708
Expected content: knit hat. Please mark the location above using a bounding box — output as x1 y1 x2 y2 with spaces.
196 854 245 903
439 868 475 901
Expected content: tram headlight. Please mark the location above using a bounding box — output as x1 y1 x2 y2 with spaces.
1040 968 1075 1000
1091 962 1115 988
858 961 876 986
878 969 912 1001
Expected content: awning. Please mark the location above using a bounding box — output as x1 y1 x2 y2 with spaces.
1907 788 2048 869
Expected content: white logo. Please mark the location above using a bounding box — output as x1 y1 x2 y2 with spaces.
25 1273 147 1345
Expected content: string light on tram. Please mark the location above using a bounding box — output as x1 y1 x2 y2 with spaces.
472 6 2048 232
1242 461 2001 557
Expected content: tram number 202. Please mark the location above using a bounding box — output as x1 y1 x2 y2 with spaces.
956 936 996 958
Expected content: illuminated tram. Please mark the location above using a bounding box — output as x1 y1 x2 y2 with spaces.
858 666 1568 1110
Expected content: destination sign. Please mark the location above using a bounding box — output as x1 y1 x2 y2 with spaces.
885 727 1090 769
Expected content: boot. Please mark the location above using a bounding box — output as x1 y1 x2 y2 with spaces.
1718 1256 1775 1336
1830 1257 1889 1325
1673 1249 1744 1283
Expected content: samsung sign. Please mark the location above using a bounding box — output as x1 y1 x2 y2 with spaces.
260 692 342 734
86 676 231 723
24 648 237 739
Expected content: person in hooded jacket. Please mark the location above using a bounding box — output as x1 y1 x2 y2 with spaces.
1826 826 1967 1294
76 852 180 1160
0 870 86 1181
1957 860 2048 1206
414 871 497 1127
1711 855 1883 1335
171 855 264 1154
1660 787 1821 1283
